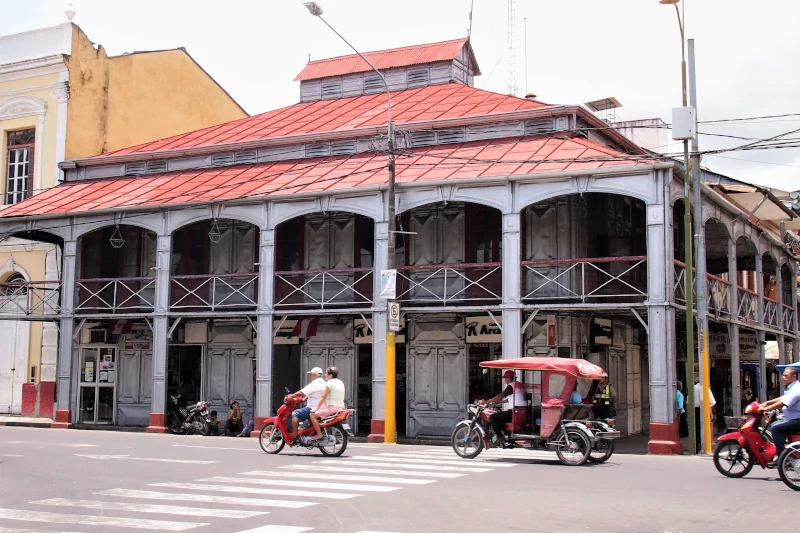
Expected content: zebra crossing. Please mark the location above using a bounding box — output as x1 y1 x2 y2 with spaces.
0 446 518 532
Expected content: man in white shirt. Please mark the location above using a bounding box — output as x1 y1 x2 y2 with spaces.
287 367 326 440
479 370 526 444
694 379 717 451
310 366 346 440
758 367 800 459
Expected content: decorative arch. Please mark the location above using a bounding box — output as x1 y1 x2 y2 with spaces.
0 95 47 119
74 218 163 240
397 183 512 215
270 195 382 227
514 173 658 212
0 258 31 283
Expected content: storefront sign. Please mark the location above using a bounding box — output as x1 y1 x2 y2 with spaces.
274 320 300 345
124 341 151 350
353 318 406 344
708 332 773 361
380 269 397 299
547 314 557 347
466 316 502 344
592 318 613 346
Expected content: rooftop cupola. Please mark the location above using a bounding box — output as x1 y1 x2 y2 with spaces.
294 37 481 102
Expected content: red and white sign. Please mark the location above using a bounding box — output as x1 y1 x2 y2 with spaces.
547 315 557 347
291 317 320 339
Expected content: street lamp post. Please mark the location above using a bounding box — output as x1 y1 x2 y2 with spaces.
304 2 398 444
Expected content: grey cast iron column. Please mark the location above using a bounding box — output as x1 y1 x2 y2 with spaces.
53 238 76 428
727 237 741 416
255 226 275 428
792 267 799 363
501 212 522 359
369 220 389 441
147 233 171 432
755 253 766 401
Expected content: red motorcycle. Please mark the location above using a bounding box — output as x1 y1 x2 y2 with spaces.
713 401 800 478
258 391 354 457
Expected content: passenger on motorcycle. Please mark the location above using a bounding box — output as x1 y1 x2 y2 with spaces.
287 367 327 440
759 367 800 459
310 366 346 441
479 370 525 444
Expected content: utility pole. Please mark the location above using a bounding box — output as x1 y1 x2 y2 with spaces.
688 39 712 454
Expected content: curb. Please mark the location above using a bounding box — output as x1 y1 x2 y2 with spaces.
0 421 53 428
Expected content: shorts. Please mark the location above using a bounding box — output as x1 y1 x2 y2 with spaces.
292 406 312 422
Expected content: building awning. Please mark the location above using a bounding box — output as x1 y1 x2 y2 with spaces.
0 134 653 219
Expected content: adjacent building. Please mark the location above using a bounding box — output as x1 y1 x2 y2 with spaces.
0 37 796 453
0 22 247 416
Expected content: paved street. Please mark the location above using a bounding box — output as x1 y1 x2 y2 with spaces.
0 426 796 533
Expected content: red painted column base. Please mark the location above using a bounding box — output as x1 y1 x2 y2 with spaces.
367 419 385 443
648 420 684 455
250 416 270 438
146 413 168 433
51 409 72 429
39 382 55 419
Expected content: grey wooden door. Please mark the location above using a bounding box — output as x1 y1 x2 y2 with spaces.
407 343 466 437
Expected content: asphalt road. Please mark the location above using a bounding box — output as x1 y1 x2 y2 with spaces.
0 426 796 533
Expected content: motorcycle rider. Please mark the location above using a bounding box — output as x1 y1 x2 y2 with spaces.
310 366 346 441
759 366 800 461
286 367 327 442
479 370 526 444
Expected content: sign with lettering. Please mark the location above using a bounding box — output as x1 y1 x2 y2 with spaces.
388 302 401 332
708 332 771 361
465 316 502 344
274 320 300 345
353 318 406 344
380 270 397 299
592 318 613 346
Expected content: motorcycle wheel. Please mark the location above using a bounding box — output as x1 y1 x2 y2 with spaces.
555 428 591 466
319 424 348 457
191 417 209 436
588 438 615 463
777 446 800 491
167 413 184 435
451 424 484 459
713 441 754 478
259 423 285 454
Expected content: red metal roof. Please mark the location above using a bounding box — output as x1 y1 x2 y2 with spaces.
90 84 546 159
480 357 605 379
1 135 652 219
294 38 476 81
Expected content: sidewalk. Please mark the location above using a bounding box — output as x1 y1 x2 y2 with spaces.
0 415 53 427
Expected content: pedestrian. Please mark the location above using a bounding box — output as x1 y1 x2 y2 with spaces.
238 419 254 437
220 400 244 436
694 379 716 450
676 382 688 438
593 373 617 419
208 410 221 435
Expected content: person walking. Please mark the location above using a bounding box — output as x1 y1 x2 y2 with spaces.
676 381 688 438
694 379 716 451
593 374 617 419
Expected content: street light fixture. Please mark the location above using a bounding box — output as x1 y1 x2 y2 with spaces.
303 2 398 444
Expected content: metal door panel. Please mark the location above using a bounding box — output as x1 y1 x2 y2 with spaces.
117 350 140 404
438 346 466 412
305 216 329 270
330 216 354 270
328 346 355 409
207 349 229 405
230 349 253 411
139 351 153 404
302 345 328 379
408 347 437 410
627 346 642 435
0 321 15 413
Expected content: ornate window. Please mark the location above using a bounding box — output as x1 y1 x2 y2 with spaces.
6 129 35 204
1 272 27 297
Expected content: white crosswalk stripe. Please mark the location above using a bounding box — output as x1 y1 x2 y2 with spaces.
200 476 401 493
368 453 518 467
31 498 266 519
242 470 435 485
151 482 339 502
0 527 82 533
280 464 466 478
0 508 206 531
319 459 493 472
74 453 216 464
98 488 290 509
404 449 558 460
234 527 312 533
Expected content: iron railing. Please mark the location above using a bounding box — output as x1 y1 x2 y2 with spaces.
0 280 61 316
396 262 502 305
522 256 647 303
75 277 155 314
171 273 258 311
782 303 796 333
274 268 372 309
737 287 758 324
763 297 779 329
707 273 732 319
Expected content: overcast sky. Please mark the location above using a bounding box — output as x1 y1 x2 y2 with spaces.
4 0 799 191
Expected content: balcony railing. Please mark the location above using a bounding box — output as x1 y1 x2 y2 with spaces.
75 277 155 314
0 280 61 317
763 297 779 329
707 274 732 319
522 256 647 303
171 273 258 311
274 268 372 310
782 303 796 333
396 262 502 306
737 287 758 324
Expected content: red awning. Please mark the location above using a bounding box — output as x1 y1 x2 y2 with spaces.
480 357 605 379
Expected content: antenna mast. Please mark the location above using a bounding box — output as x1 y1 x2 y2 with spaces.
468 0 474 38
507 0 516 96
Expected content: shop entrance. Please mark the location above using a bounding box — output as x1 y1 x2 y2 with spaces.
468 343 501 403
167 345 203 408
78 346 117 424
273 344 301 416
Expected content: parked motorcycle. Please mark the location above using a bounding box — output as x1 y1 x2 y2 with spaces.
259 388 354 456
167 392 211 436
713 401 783 478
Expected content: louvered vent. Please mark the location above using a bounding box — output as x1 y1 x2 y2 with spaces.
146 160 167 174
410 131 436 147
330 141 356 156
437 129 466 144
525 119 556 136
211 153 235 167
235 150 257 164
321 81 342 98
305 143 330 158
407 69 430 86
364 76 383 91
125 162 146 176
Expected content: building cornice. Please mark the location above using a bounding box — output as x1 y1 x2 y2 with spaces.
0 55 69 84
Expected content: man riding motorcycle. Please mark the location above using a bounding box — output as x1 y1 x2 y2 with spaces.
479 370 526 444
759 366 800 462
286 367 326 441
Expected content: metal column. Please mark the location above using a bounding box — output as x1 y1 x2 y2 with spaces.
147 233 171 432
502 212 521 359
255 227 275 427
53 240 76 427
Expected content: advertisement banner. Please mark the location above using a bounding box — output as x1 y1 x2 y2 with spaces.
466 316 502 344
380 269 397 299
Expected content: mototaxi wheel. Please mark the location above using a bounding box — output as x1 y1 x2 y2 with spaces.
319 424 348 457
713 440 754 478
777 445 800 491
588 438 615 463
555 428 591 466
259 423 285 454
451 424 484 459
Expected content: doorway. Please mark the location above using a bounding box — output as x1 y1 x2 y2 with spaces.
167 345 203 408
273 344 301 416
468 343 501 403
0 320 29 414
77 346 117 424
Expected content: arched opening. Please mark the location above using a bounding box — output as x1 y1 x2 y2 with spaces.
734 236 759 323
75 225 157 314
762 252 779 329
780 263 796 333
704 219 733 319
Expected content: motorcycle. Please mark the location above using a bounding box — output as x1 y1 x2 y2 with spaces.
259 388 354 456
777 441 800 490
167 392 211 436
713 401 786 478
586 418 617 463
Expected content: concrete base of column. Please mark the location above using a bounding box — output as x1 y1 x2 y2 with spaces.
648 421 683 455
51 409 72 429
367 419 385 443
146 413 168 433
250 416 271 438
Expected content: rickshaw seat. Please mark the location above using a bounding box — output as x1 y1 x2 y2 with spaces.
562 404 592 420
505 407 528 433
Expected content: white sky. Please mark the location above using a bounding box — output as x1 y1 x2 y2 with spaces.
4 0 800 191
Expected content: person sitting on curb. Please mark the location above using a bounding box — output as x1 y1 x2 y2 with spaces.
220 401 243 436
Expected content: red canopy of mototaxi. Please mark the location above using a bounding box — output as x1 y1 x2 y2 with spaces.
479 357 605 379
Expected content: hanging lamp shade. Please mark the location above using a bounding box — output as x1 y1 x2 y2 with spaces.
110 225 125 249
208 220 223 243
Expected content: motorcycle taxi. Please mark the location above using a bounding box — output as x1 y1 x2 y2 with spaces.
451 357 620 466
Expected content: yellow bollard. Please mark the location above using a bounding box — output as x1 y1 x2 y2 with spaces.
384 330 397 444
701 331 713 454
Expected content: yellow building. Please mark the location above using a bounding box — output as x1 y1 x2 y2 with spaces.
0 22 246 415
